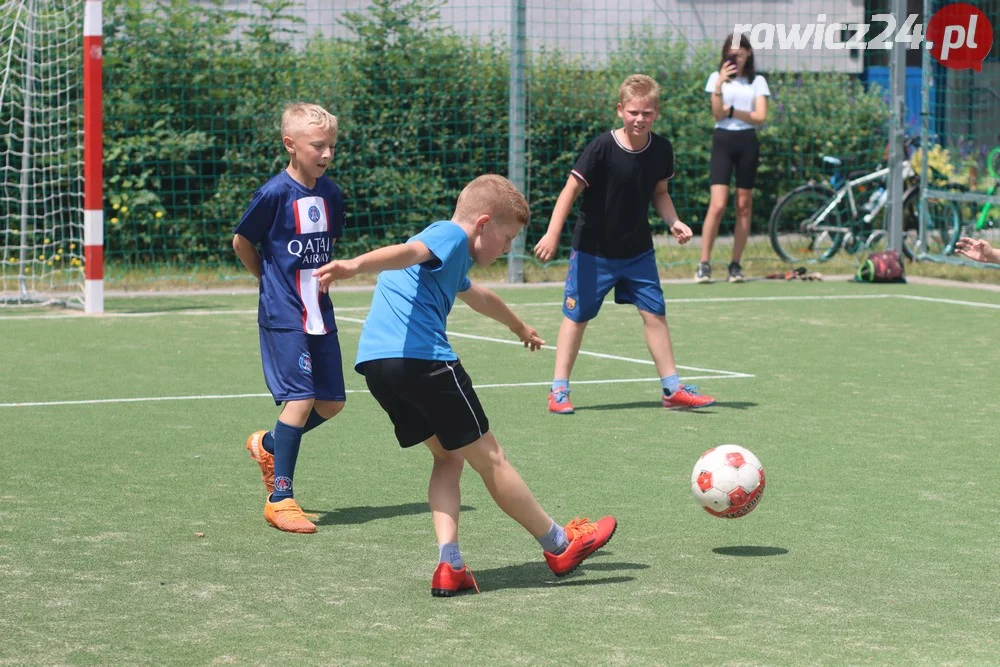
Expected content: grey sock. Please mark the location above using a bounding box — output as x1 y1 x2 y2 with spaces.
438 542 464 569
537 520 569 555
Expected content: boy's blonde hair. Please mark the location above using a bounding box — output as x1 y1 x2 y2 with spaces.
618 74 661 110
281 103 338 142
454 174 530 227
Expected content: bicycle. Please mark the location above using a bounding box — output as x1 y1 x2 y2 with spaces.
968 144 1000 234
909 140 999 255
768 146 962 263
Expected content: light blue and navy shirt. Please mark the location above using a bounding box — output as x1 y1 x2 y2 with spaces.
234 170 344 334
355 220 472 367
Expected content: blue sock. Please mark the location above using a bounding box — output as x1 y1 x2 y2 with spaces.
552 379 569 393
438 542 464 569
537 520 569 555
262 408 328 454
269 420 303 502
661 374 680 396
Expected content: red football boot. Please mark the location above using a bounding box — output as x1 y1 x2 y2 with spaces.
544 516 617 577
431 562 480 597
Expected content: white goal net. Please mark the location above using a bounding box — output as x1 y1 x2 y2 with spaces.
1 0 84 306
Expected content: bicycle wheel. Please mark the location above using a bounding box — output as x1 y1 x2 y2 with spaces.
900 187 961 259
769 184 845 263
988 147 1000 181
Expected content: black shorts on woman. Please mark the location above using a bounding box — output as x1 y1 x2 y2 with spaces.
709 128 759 189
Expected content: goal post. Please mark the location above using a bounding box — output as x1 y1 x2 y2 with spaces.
0 0 101 310
83 0 102 313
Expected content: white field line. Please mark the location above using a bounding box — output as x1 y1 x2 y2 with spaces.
4 292 1000 322
0 375 748 409
894 294 1000 310
335 316 752 377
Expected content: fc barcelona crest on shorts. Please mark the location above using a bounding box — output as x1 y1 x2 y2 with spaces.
565 296 576 311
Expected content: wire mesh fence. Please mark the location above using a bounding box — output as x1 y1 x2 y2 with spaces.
2 0 998 297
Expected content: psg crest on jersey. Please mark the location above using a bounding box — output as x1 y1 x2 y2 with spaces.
298 352 312 374
308 205 321 223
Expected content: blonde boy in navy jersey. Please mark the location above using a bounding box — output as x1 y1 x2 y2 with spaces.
314 175 616 597
233 103 347 534
533 74 716 414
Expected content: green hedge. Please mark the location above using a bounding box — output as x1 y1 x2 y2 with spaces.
94 0 890 264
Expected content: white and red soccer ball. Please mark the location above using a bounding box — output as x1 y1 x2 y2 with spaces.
690 445 765 518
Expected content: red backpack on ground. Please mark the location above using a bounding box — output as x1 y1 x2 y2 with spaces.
856 249 905 283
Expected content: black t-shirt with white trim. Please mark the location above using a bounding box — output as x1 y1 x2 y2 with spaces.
570 130 674 259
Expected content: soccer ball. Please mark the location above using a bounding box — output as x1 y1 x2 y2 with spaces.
690 445 765 518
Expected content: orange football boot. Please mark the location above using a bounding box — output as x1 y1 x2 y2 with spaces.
264 497 318 534
245 430 275 494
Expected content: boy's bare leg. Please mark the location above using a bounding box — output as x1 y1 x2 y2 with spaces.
642 309 716 408
425 436 465 545
278 398 314 428
312 399 346 420
639 310 678 378
553 317 588 380
460 431 552 538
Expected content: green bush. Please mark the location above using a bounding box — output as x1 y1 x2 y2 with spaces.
89 0 892 265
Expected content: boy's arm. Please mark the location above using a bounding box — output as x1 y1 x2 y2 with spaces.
457 283 545 350
313 241 433 290
652 180 693 245
534 174 585 262
232 234 262 280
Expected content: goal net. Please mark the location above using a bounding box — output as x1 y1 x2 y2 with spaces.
1 0 85 307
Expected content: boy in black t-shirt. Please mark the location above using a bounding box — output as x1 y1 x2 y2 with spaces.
533 74 716 414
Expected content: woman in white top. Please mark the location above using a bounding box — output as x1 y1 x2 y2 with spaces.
696 34 770 283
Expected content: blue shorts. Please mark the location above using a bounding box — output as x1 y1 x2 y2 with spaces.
259 327 346 405
562 248 666 322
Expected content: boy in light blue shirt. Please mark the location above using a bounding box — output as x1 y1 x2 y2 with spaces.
314 175 617 597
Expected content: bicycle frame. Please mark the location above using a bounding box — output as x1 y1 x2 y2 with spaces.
807 166 890 236
973 146 1000 231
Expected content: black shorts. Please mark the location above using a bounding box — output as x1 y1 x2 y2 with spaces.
358 358 489 451
709 128 760 189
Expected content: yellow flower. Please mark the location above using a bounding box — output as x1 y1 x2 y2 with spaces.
120 206 128 213
8 258 17 263
110 217 119 225
70 243 77 249
54 254 62 261
155 211 164 219
112 202 120 210
71 258 81 267
37 254 44 260
46 261 52 266
44 237 51 244
23 267 30 274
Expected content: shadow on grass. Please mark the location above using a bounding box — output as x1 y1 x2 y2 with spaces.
472 554 648 592
305 502 475 526
573 401 661 411
713 546 789 557
705 401 758 411
575 401 758 412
